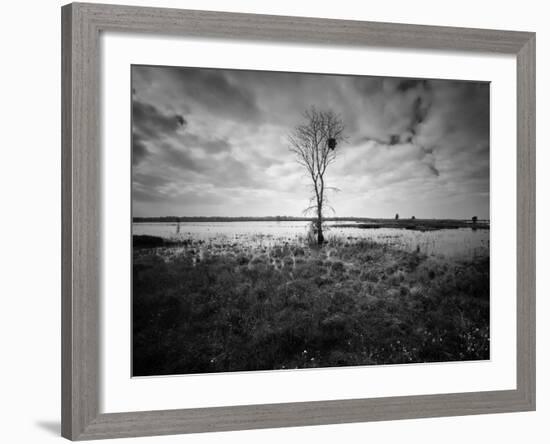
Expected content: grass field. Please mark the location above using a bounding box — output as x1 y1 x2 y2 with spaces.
132 236 489 376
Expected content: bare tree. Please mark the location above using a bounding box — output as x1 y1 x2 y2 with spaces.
289 107 345 245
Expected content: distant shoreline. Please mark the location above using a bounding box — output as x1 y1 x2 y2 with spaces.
133 217 489 232
133 216 489 223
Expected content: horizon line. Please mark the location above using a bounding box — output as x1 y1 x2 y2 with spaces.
133 215 489 221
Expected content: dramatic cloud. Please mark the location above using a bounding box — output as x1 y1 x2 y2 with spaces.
132 133 149 165
132 99 186 139
131 65 490 219
133 66 260 123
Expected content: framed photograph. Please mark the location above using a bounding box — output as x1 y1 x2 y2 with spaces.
61 2 535 440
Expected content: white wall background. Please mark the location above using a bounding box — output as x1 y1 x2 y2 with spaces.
0 0 546 443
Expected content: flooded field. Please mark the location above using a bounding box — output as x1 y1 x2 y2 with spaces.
133 223 490 376
133 220 489 258
133 220 490 376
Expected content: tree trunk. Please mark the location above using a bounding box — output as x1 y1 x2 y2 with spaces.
316 209 324 245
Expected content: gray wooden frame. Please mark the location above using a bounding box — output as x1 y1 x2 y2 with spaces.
61 2 536 440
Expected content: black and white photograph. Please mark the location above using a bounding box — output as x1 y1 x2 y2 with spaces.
131 65 490 377
2 0 543 442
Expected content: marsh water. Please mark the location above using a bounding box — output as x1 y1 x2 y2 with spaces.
133 220 489 258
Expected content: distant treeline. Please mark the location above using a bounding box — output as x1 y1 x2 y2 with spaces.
134 216 367 223
133 216 490 224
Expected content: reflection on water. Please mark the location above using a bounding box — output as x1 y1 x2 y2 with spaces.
133 221 489 258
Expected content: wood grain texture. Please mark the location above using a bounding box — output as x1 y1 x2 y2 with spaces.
61 2 536 440
516 34 536 410
76 390 532 440
75 2 531 53
61 4 73 438
62 3 101 440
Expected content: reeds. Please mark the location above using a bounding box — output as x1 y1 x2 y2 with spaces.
133 235 489 376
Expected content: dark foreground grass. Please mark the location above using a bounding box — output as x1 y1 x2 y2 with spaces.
133 239 489 376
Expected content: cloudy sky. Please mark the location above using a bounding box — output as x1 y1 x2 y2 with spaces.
132 65 489 219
